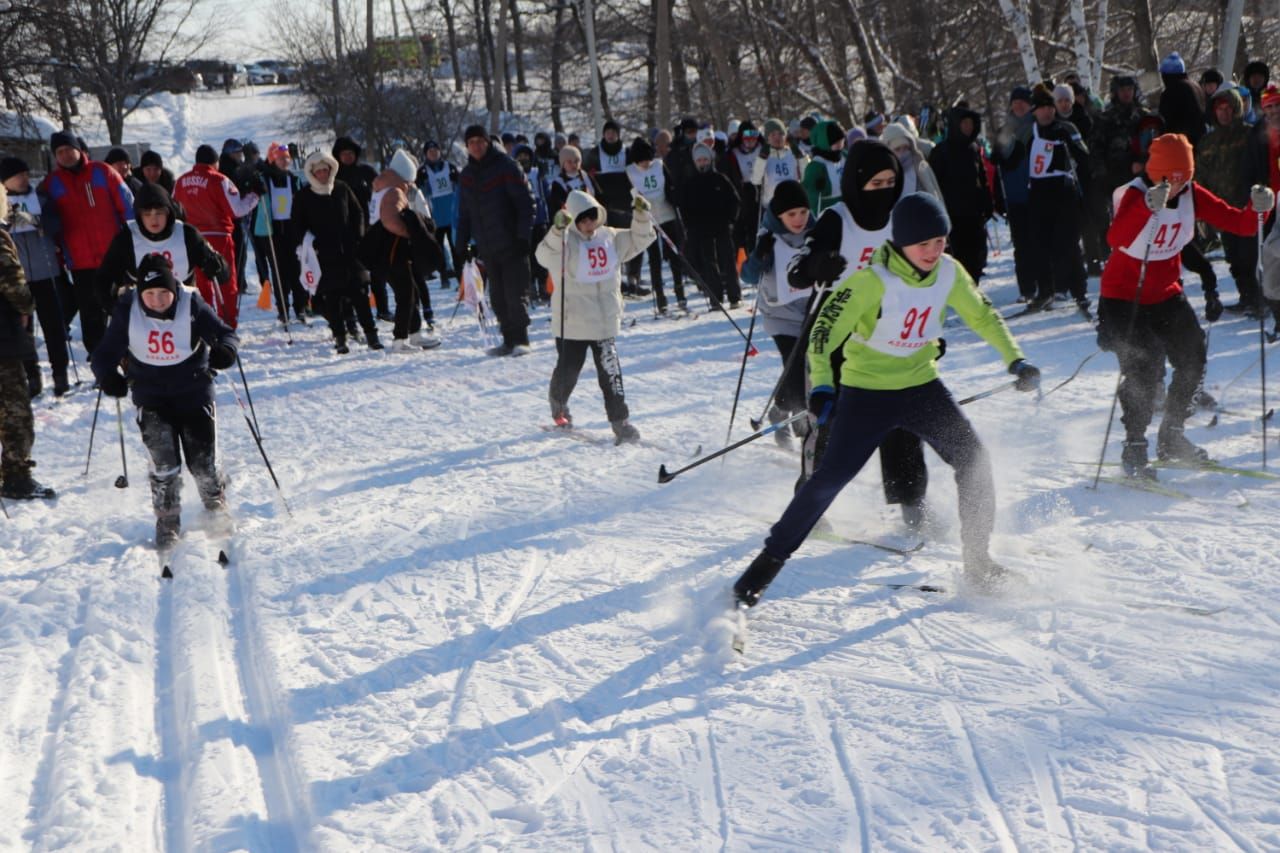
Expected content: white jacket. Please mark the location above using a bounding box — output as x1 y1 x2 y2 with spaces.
536 190 655 340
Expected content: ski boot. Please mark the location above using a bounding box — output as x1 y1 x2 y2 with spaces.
366 329 384 351
155 514 181 550
53 368 70 397
901 501 927 531
734 550 787 607
1157 424 1210 466
1 467 56 500
1121 438 1158 480
1191 388 1217 411
409 330 442 349
550 398 573 429
962 551 1024 595
486 342 514 357
334 334 350 355
611 419 641 446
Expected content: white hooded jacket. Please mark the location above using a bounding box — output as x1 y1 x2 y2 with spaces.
536 190 655 340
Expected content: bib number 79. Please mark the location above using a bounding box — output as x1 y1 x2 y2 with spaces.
899 306 932 340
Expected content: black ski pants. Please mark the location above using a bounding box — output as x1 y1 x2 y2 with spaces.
1222 231 1260 307
1028 181 1087 301
948 216 988 284
138 402 223 519
316 261 377 342
480 250 532 347
24 276 70 381
766 380 994 561
686 227 740 306
1098 294 1205 442
387 263 423 340
68 267 107 356
549 337 629 423
1005 203 1038 299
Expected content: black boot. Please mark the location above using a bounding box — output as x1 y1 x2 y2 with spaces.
1157 424 1210 465
366 328 384 350
610 418 640 445
901 501 927 530
1121 438 1158 480
734 550 787 607
1 468 56 500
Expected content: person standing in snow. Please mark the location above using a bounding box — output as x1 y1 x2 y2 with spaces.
739 180 813 445
881 122 942 200
456 125 535 356
137 150 177 197
91 255 236 547
625 137 687 313
289 151 383 353
362 150 442 353
583 119 649 297
993 87 1039 303
536 190 655 444
0 183 55 501
726 121 763 254
753 118 809 209
253 143 309 326
678 143 741 308
513 144 552 302
733 192 1041 607
928 104 993 284
173 144 260 328
333 137 390 320
546 145 601 215
1098 133 1273 478
800 120 847 215
416 141 461 289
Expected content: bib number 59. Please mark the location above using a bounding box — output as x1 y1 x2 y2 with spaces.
587 246 609 270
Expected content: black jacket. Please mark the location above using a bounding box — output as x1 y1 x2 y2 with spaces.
91 288 238 411
677 168 739 233
337 162 379 210
456 146 535 260
288 180 366 271
928 106 993 220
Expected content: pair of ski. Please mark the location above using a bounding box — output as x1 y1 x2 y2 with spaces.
157 517 234 579
1082 458 1279 499
541 423 703 456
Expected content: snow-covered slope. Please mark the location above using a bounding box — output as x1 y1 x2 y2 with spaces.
4 91 1280 850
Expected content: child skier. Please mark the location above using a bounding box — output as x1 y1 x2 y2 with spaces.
752 118 809 208
1098 133 1274 476
625 137 687 313
800 120 847 214
733 192 1041 606
536 190 655 444
739 180 813 446
91 254 239 548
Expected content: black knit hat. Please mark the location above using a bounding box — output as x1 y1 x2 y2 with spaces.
1200 68 1224 87
332 136 361 157
769 179 810 217
105 147 130 165
1030 83 1056 109
50 130 77 152
195 144 218 165
463 124 488 142
0 156 30 181
628 137 655 163
140 150 163 169
222 138 243 154
134 182 171 211
892 192 951 246
602 118 620 134
678 117 698 133
1010 86 1033 104
137 253 178 294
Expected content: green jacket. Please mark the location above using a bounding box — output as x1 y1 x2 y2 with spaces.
801 120 846 214
1195 89 1252 207
808 242 1023 391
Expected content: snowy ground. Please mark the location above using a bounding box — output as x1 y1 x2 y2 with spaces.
4 91 1280 850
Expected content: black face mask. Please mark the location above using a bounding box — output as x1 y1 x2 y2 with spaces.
856 187 898 231
840 139 903 230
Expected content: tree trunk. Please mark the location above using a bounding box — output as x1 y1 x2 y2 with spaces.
550 3 565 132
685 0 745 120
995 0 1042 82
474 0 494 115
1129 0 1159 73
1068 0 1091 86
508 0 527 91
1093 0 1108 91
1219 0 1244 77
670 21 691 116
760 11 852 126
492 0 508 132
840 0 886 113
440 0 463 92
332 0 343 58
574 0 604 133
389 0 406 75
655 0 671 131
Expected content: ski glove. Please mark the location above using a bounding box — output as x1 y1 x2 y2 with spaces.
1008 359 1041 392
1251 184 1276 214
804 250 846 284
807 385 836 426
553 209 573 231
99 370 128 398
208 342 237 370
1144 181 1171 212
1205 290 1224 322
631 191 651 213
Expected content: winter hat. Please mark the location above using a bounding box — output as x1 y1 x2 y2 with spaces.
714 130 728 145
565 189 604 224
500 132 515 146
1030 83 1056 109
134 182 172 212
691 143 714 165
242 141 259 158
1199 68 1224 87
696 125 715 144
140 150 163 169
762 118 786 137
388 149 418 183
727 119 741 136
892 191 951 246
1110 74 1138 95
49 130 77 152
423 139 439 153
841 139 903 230
332 136 362 158
602 119 620 135
558 144 582 166
105 147 130 165
628 137 655 163
1010 85 1033 104
1052 84 1074 103
813 120 847 151
1145 133 1194 183
0 156 29 181
880 123 917 157
1159 52 1186 76
463 124 488 142
769 179 809 217
1245 60 1271 84
195 144 218 165
737 120 758 138
137 253 178 295
266 142 290 164
845 127 867 147
864 110 886 131
800 116 819 131
304 150 339 195
222 138 243 154
678 117 698 133
1263 85 1280 108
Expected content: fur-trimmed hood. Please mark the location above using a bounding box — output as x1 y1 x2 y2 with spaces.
565 189 606 223
304 150 339 196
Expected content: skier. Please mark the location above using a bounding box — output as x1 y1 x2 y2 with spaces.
514 144 552 302
738 180 813 445
752 118 808 208
881 123 942 200
800 120 847 215
0 182 55 500
1098 133 1274 477
733 192 1041 607
289 150 383 353
416 141 461 288
95 184 229 312
625 137 687 313
928 104 993 284
546 145 601 216
537 190 655 444
994 87 1038 302
90 254 237 547
254 143 309 326
678 143 741 308
726 121 762 254
1196 87 1262 314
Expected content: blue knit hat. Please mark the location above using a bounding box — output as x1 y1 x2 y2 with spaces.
892 192 951 246
1160 52 1186 75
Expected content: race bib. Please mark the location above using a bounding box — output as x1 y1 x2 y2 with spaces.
428 169 453 198
1029 137 1057 179
269 182 293 220
128 221 191 281
575 234 618 282
297 232 322 295
127 287 195 366
769 158 794 181
1119 179 1195 262
771 241 807 305
863 259 954 357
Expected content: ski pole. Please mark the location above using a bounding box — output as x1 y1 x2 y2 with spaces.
725 288 761 446
264 226 294 345
749 283 830 431
220 371 292 516
1038 349 1101 401
83 387 103 476
1258 212 1268 468
658 410 808 483
0 491 8 519
207 271 264 438
956 380 1017 406
1091 191 1164 490
653 221 758 351
113 398 129 488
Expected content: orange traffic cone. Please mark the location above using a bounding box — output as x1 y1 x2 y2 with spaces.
257 281 272 310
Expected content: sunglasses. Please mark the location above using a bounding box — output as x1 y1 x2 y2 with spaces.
741 130 760 138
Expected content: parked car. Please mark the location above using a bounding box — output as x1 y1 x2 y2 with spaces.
255 59 298 84
186 59 247 90
246 64 277 85
132 62 202 95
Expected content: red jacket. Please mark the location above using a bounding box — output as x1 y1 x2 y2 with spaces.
39 152 133 271
172 163 259 238
1101 181 1257 304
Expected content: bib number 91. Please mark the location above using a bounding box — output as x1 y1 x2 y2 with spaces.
899 306 932 340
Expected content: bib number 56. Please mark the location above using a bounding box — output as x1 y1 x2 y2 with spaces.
147 330 175 355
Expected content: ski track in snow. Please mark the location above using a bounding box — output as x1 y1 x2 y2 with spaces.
5 89 1280 849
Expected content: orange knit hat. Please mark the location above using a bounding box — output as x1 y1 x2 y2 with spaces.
1262 84 1280 108
1145 133 1194 183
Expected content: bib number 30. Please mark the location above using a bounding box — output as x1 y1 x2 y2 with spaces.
899 306 932 340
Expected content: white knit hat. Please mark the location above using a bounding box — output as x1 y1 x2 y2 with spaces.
388 148 418 182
